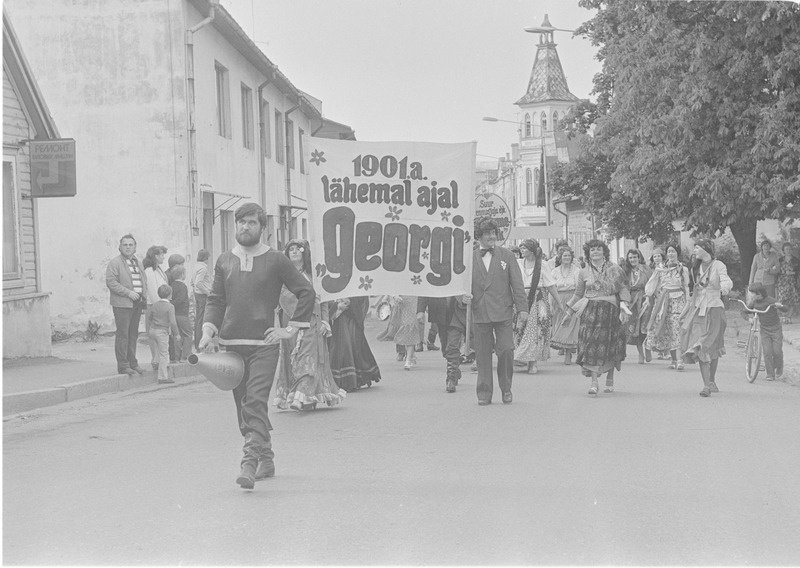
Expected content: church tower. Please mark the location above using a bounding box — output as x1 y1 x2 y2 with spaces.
514 14 579 227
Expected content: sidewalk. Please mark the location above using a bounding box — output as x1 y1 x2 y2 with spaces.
2 334 203 416
4 316 800 417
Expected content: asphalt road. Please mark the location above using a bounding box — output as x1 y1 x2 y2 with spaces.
4 322 800 565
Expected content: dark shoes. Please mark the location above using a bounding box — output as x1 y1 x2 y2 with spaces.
478 399 491 406
119 368 136 375
446 379 456 393
427 342 440 351
502 392 513 404
236 462 256 489
130 366 144 375
255 459 275 481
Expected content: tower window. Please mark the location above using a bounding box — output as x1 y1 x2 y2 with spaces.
553 111 559 131
524 114 532 138
541 112 547 134
525 169 533 204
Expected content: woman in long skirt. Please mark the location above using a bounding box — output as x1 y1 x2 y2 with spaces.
273 240 345 410
514 239 561 374
329 296 382 392
565 239 631 396
643 243 690 370
550 247 581 365
624 249 653 364
679 239 733 397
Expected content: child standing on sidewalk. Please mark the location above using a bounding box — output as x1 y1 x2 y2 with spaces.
747 283 789 381
149 284 180 384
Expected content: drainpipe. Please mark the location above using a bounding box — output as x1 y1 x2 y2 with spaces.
185 1 217 255
284 100 301 240
257 75 274 225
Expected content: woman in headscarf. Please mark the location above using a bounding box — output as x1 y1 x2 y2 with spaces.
643 243 690 370
565 239 631 396
624 249 653 364
513 239 562 374
273 239 345 410
679 238 733 397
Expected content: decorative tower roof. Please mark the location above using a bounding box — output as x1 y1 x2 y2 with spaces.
515 15 579 106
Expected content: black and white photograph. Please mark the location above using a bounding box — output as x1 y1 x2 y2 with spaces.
3 0 800 564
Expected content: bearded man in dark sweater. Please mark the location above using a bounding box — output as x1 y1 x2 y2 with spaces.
199 203 315 489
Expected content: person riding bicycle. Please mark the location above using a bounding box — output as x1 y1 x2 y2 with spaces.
746 283 789 381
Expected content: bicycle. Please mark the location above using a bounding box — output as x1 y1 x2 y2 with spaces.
735 299 776 383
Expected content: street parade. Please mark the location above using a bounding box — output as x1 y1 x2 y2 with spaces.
3 0 800 565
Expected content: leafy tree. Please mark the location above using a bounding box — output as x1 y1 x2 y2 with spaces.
563 0 800 283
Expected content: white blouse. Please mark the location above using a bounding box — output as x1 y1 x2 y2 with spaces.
552 262 580 292
517 258 555 289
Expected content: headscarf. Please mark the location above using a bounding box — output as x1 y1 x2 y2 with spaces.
695 238 715 259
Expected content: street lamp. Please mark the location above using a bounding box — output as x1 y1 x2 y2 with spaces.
482 116 518 125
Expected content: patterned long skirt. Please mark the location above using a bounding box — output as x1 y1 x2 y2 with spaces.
644 294 685 352
776 273 799 311
680 306 726 364
514 290 552 362
576 300 627 376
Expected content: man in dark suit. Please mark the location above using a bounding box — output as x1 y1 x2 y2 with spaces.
467 218 528 405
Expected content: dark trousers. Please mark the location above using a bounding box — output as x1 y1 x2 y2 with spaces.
194 293 207 350
427 322 439 345
760 326 784 377
112 301 144 372
474 320 514 402
169 314 193 361
444 325 463 383
228 344 279 463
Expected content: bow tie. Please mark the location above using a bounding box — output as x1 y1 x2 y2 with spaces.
480 247 494 257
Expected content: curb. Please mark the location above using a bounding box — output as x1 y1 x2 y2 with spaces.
3 363 207 417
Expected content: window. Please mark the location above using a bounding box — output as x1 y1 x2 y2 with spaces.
286 119 295 170
533 168 540 206
241 84 254 149
553 110 559 130
535 167 546 206
274 110 284 163
524 114 532 138
533 113 540 137
525 169 533 204
215 63 231 138
220 210 234 252
298 128 305 174
260 99 271 158
540 112 547 134
302 218 307 239
3 159 21 280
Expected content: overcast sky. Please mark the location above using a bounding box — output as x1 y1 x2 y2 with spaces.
222 0 602 162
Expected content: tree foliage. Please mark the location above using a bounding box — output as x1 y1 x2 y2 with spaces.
557 0 800 279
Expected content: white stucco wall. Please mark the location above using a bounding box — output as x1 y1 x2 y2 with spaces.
5 0 189 332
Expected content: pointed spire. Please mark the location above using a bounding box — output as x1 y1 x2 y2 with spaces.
515 15 579 106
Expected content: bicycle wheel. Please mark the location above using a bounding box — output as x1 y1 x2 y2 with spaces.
746 332 761 383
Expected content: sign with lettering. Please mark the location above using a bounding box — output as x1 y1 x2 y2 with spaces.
474 192 511 246
30 139 76 197
305 139 476 302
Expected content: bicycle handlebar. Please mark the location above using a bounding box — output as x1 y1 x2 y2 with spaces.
735 298 777 314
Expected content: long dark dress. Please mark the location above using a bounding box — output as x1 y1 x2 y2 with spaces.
329 296 382 391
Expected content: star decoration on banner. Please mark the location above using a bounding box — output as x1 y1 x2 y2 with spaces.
358 275 374 291
309 149 326 166
422 251 429 260
411 275 422 285
385 205 403 221
441 211 451 222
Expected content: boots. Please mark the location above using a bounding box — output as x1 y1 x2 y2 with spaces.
255 459 275 480
237 459 257 489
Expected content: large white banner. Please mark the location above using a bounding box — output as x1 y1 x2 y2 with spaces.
304 139 476 302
